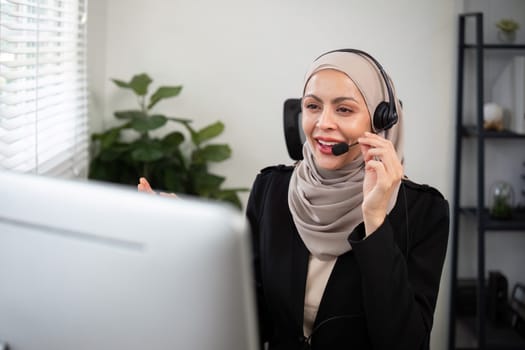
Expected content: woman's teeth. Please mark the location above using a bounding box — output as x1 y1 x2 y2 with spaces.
318 140 338 146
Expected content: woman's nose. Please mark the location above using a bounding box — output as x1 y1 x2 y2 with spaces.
316 108 337 130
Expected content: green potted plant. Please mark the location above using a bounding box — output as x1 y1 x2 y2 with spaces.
495 18 520 43
89 73 247 209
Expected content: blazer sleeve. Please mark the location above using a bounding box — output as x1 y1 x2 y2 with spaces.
246 170 273 346
348 187 450 350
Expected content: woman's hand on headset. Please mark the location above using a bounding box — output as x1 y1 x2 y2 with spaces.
358 131 403 236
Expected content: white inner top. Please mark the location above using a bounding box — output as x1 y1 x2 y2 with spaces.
303 255 337 337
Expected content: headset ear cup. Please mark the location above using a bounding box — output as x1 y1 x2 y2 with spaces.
373 101 390 131
373 101 398 131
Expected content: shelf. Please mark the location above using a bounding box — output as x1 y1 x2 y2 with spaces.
456 317 525 350
460 207 525 231
463 44 525 50
451 12 525 350
462 126 525 139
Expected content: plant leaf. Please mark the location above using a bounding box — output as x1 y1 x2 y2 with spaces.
193 144 231 162
111 73 152 96
130 115 167 132
91 127 121 149
89 158 134 184
112 79 129 89
99 146 127 161
162 131 185 150
166 116 193 124
193 172 225 194
180 122 199 145
195 121 224 145
163 168 187 193
131 141 164 162
114 110 147 120
89 158 117 182
100 129 122 149
148 86 183 110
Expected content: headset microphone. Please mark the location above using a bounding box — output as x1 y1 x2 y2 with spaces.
331 141 358 156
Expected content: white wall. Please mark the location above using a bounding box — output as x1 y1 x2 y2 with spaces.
87 1 458 348
87 0 107 135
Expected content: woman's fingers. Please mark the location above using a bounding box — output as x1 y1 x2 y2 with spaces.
365 159 391 188
137 177 177 199
360 132 401 166
359 132 403 185
138 177 155 194
364 148 401 175
358 131 390 148
159 192 177 198
359 143 372 162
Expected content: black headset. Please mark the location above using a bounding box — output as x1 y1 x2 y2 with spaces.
315 48 399 132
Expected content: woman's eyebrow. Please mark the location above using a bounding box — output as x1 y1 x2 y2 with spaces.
303 95 358 104
303 94 322 103
332 96 358 104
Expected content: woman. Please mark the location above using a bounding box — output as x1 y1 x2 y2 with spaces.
139 49 449 350
245 49 449 349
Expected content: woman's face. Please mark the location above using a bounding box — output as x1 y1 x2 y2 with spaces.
302 69 372 170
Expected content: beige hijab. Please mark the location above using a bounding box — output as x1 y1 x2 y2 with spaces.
288 50 404 260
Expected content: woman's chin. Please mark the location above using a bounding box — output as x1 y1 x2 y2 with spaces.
313 156 344 171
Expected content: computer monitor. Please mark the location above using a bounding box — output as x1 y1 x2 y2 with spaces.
0 170 258 350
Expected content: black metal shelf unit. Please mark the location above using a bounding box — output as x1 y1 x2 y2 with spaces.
449 13 525 350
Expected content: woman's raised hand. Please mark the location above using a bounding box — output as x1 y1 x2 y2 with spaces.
138 177 155 194
137 177 177 198
358 131 403 235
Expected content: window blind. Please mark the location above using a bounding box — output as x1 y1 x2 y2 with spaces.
0 0 88 178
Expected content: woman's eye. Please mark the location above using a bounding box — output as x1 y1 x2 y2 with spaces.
305 103 320 110
337 106 353 113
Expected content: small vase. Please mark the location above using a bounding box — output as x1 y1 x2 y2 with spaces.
489 181 515 220
498 30 516 44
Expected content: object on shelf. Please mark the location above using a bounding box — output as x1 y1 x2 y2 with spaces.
456 273 510 325
492 56 525 134
488 271 509 327
457 278 477 316
483 102 504 131
496 18 520 43
522 162 525 206
489 181 515 219
510 283 525 338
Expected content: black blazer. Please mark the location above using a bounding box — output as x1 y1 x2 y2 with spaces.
246 165 449 350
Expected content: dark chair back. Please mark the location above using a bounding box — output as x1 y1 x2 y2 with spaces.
283 98 303 161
